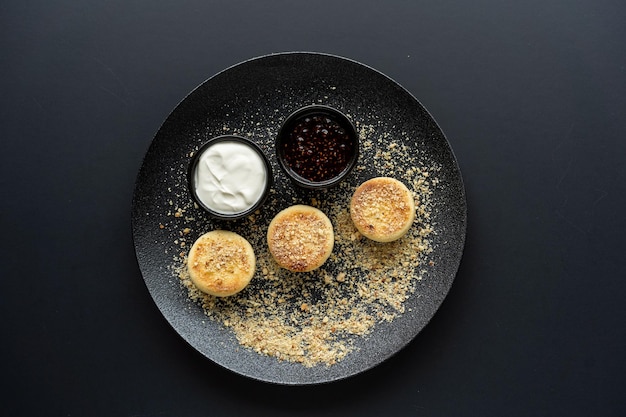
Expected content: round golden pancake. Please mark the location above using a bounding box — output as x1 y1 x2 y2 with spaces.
187 230 255 297
267 205 334 272
350 177 416 242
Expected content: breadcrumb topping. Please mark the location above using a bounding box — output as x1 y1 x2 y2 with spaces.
350 177 415 242
267 206 334 272
162 115 439 367
187 231 255 297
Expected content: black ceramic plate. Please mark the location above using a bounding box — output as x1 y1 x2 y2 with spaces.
132 52 466 385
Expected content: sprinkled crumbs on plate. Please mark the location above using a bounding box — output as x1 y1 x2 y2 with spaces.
161 116 440 367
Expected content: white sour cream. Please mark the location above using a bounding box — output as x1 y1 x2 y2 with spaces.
194 141 267 214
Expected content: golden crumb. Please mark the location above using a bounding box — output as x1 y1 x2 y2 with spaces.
166 122 438 367
267 205 334 272
187 230 256 297
350 177 416 242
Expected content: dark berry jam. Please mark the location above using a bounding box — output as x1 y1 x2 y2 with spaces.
282 113 355 182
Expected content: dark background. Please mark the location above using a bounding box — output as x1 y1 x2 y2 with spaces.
2 1 625 416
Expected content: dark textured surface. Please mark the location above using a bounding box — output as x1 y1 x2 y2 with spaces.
2 0 625 415
132 53 466 384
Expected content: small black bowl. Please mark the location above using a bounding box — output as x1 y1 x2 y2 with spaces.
276 105 359 189
188 135 273 220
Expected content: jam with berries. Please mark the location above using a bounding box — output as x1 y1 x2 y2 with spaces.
281 113 356 183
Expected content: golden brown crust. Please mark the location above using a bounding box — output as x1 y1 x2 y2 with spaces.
350 177 416 242
187 230 256 297
267 205 334 272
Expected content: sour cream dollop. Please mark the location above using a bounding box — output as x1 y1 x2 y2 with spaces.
193 141 268 215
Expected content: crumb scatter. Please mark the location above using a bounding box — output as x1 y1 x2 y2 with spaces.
161 108 439 367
